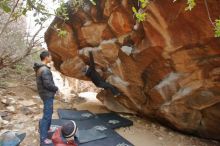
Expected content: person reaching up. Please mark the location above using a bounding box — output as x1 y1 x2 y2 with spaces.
82 51 120 97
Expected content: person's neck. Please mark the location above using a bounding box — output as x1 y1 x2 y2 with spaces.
42 61 47 65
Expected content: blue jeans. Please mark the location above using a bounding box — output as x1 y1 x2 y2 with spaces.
39 97 54 142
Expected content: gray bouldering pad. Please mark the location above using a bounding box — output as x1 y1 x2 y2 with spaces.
0 131 26 146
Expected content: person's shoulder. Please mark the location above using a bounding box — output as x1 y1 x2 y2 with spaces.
40 66 51 75
52 127 62 141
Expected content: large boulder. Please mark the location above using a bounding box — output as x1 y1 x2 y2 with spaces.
45 0 220 140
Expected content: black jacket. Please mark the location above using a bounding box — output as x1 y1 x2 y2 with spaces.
85 52 104 86
33 63 58 100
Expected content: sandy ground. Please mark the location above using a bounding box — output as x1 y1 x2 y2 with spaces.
0 79 220 146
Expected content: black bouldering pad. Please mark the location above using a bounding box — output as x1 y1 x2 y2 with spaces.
58 109 95 120
77 128 107 144
97 113 133 129
42 119 133 146
40 143 53 146
51 119 69 126
51 118 105 129
75 117 116 137
78 132 134 146
75 117 106 129
51 118 115 137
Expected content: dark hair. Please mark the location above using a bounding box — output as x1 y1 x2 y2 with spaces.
40 51 50 61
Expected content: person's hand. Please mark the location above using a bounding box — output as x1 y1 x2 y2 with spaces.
82 65 89 74
55 90 61 99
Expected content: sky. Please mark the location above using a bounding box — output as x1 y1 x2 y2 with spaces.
25 0 68 48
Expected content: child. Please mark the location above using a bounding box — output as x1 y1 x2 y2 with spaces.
52 121 78 146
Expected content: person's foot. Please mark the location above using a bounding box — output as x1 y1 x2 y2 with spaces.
42 139 52 145
114 93 121 98
48 128 53 132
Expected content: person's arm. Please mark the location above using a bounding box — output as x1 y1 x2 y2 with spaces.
41 69 58 92
88 51 95 70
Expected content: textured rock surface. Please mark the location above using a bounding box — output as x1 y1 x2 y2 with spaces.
45 0 220 140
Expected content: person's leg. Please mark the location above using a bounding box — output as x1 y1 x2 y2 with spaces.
98 81 120 96
39 97 54 143
46 107 53 133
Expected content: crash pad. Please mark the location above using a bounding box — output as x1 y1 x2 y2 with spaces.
58 109 95 120
77 128 107 144
97 113 133 129
0 131 26 146
78 132 134 146
42 118 133 146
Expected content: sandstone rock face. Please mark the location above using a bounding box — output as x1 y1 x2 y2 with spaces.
45 0 220 140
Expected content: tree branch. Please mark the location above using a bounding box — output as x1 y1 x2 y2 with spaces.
26 0 66 21
0 24 44 69
204 0 215 27
0 0 20 36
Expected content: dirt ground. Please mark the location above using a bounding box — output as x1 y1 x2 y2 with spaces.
0 69 220 146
